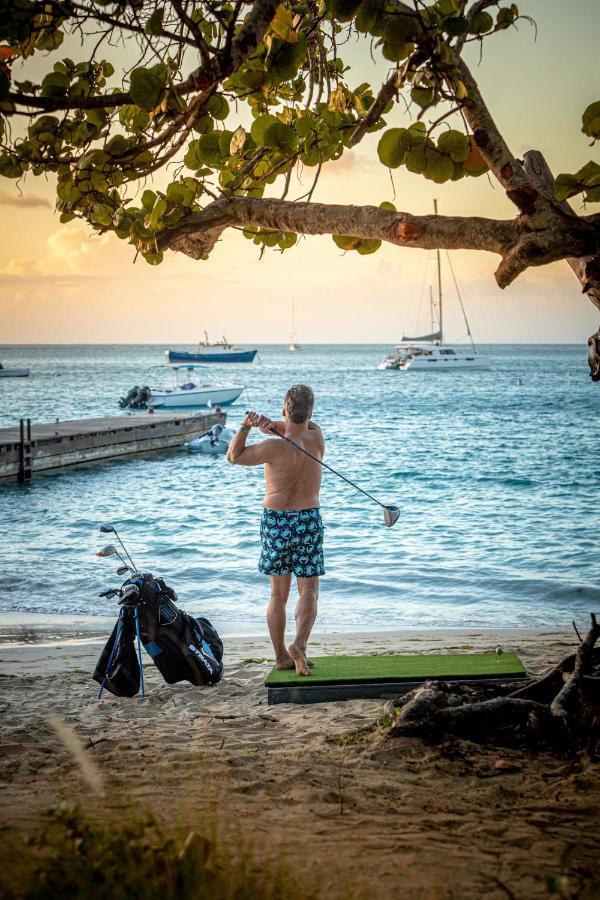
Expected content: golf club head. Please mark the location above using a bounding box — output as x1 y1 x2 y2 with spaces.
116 565 130 575
99 523 116 534
383 506 400 528
96 544 118 558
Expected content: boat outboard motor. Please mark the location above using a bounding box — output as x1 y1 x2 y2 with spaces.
119 385 151 409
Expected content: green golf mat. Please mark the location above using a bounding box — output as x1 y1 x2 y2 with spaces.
265 652 526 705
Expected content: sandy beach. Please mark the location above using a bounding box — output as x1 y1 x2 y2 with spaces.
2 624 599 898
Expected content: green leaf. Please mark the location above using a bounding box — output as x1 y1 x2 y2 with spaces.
437 129 469 162
355 0 380 33
141 190 157 210
262 121 295 149
270 4 300 43
207 94 229 121
251 114 280 145
444 16 469 36
377 128 407 168
192 114 214 135
328 0 363 22
405 146 428 174
147 197 167 230
424 153 454 183
40 71 70 97
145 7 165 35
91 203 114 227
268 37 307 83
582 101 600 140
469 10 494 33
411 86 434 108
379 201 396 211
357 238 381 255
129 66 168 111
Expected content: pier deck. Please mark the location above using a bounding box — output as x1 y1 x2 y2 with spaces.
0 411 226 481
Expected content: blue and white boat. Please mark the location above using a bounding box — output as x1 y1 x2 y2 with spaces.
167 332 257 364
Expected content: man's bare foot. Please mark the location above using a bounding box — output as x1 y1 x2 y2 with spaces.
288 642 310 676
275 652 295 670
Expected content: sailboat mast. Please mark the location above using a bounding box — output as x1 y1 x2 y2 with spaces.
434 198 442 343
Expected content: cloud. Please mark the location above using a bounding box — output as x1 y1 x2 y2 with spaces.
0 189 52 209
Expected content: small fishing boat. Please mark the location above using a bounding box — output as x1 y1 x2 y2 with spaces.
0 364 29 378
119 366 244 410
167 332 257 364
379 200 490 373
186 423 235 454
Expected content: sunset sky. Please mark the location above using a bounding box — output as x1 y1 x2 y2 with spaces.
0 0 598 345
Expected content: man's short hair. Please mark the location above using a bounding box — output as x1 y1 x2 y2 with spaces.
284 384 314 424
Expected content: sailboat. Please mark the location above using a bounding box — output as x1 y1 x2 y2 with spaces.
378 200 490 372
289 298 301 351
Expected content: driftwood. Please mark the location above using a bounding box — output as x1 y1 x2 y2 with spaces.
385 614 600 753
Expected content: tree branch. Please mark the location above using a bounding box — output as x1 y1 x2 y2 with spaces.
157 195 516 259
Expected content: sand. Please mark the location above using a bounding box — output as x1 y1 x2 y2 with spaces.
1 624 599 898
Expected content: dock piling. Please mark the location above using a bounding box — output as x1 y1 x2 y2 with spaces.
17 418 32 483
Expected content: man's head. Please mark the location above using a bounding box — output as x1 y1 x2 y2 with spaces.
283 384 314 424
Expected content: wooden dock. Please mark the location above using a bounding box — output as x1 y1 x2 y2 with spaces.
0 411 226 482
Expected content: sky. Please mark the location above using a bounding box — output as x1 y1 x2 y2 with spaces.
0 0 598 345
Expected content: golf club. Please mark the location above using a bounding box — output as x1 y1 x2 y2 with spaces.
116 564 132 576
99 524 138 571
96 543 130 569
245 413 400 528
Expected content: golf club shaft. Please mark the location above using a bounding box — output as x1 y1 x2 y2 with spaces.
269 428 386 510
114 529 137 571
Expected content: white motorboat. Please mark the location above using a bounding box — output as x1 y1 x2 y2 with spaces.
0 364 29 377
119 366 244 410
186 424 235 454
379 200 490 373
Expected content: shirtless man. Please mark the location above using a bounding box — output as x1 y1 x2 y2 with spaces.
227 384 324 676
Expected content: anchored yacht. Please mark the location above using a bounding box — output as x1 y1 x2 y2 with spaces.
379 201 490 373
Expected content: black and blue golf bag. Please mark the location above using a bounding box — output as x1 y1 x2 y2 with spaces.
93 573 223 697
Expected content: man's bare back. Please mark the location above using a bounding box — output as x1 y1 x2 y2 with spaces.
260 421 323 510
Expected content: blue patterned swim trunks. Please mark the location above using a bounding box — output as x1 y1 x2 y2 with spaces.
259 508 325 578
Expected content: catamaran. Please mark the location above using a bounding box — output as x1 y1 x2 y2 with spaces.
379 201 490 372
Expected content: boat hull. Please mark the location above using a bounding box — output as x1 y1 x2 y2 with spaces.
149 386 244 408
380 355 490 371
0 368 30 378
168 349 257 363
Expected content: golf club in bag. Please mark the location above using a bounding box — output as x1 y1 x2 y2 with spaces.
93 524 223 698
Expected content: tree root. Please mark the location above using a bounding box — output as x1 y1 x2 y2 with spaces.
384 613 600 754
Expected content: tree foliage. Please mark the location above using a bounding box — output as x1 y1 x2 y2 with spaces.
0 0 598 365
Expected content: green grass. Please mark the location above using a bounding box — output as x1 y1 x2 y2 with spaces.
3 805 309 900
265 652 525 686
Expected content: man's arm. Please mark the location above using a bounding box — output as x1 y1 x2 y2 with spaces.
227 412 279 466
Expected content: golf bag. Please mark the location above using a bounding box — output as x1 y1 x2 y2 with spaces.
93 609 140 697
94 573 223 697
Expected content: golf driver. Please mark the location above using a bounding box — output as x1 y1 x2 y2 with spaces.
99 524 138 572
246 414 400 527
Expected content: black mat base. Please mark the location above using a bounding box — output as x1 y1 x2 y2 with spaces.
267 674 526 706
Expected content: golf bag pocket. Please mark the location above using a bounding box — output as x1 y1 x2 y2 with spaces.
93 612 140 697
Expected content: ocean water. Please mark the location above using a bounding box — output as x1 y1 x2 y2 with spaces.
0 343 598 633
